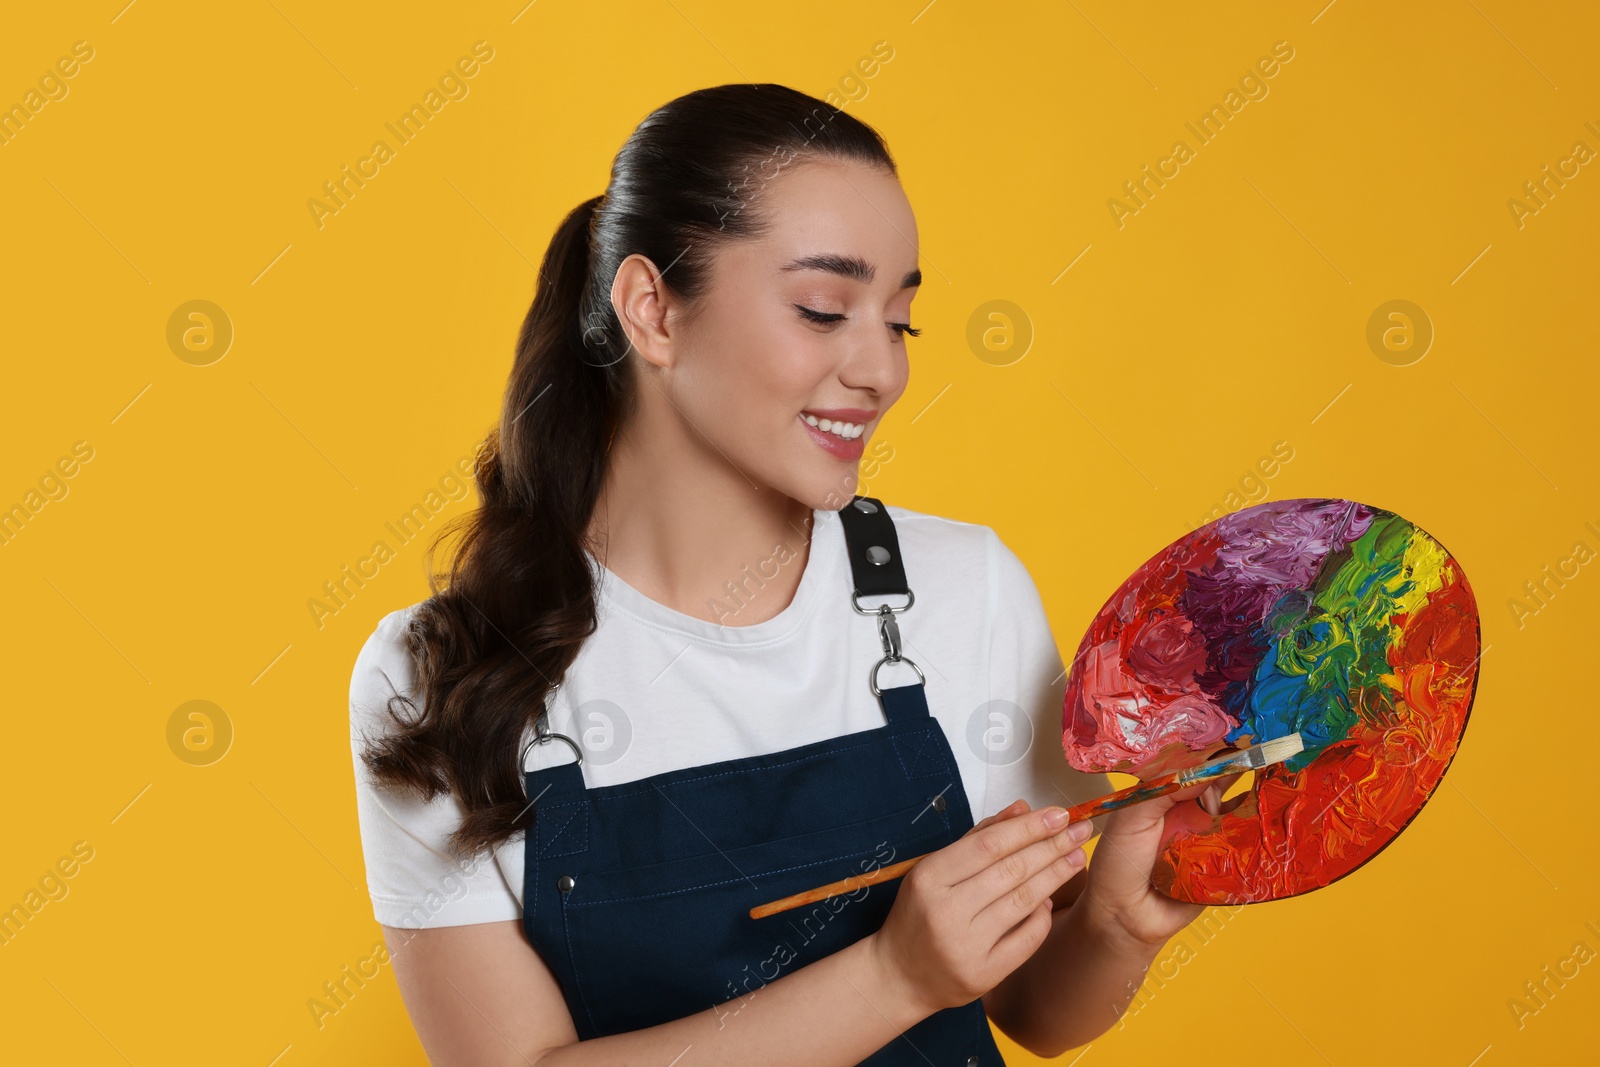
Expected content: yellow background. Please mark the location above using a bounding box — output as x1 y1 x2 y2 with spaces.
3 1 1596 1063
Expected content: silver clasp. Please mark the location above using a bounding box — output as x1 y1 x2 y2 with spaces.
869 602 925 696
521 682 582 779
877 604 901 661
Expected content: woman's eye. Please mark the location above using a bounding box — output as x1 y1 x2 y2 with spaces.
795 304 921 339
794 304 845 325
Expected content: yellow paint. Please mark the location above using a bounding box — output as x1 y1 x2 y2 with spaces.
1393 528 1452 620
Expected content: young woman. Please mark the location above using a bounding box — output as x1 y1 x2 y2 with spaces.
350 83 1239 1065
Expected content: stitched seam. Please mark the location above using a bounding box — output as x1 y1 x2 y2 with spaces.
568 833 948 907
913 726 949 775
561 895 601 1035
888 728 915 781
901 727 939 775
891 725 948 779
536 806 575 858
537 804 586 858
567 797 931 890
525 832 536 927
597 590 826 648
369 889 514 904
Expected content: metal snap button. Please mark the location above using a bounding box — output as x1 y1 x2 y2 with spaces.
558 875 576 893
931 794 946 813
966 1055 979 1067
853 499 879 514
866 545 891 565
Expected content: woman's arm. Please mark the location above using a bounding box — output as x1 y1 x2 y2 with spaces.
384 919 935 1067
980 776 1241 1057
979 802 1158 1054
980 881 1161 1055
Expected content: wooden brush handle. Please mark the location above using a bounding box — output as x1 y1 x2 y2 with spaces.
748 854 926 919
748 783 1180 919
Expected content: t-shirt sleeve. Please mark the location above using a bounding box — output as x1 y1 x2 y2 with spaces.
979 528 1117 831
349 607 522 928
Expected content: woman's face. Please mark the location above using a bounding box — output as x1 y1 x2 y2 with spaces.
620 157 921 512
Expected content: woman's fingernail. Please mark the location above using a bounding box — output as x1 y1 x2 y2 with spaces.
1044 807 1069 829
1068 820 1094 843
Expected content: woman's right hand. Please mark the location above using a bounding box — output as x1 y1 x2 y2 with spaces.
866 799 1095 1017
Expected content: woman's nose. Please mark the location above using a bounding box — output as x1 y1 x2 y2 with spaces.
842 331 909 398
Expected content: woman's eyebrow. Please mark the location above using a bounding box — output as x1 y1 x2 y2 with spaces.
779 252 921 290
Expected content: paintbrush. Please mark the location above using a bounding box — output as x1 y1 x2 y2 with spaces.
748 732 1304 920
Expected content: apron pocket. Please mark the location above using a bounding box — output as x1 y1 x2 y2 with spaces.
563 797 949 905
553 799 957 1037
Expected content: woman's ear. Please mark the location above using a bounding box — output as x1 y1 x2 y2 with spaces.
610 252 676 371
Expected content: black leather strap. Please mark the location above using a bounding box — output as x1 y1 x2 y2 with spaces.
836 495 910 597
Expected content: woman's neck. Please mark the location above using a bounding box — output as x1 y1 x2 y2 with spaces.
585 414 817 626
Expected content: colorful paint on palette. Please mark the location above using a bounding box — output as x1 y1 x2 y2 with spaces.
1062 498 1479 904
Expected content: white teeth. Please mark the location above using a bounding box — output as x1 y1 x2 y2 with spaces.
802 414 864 439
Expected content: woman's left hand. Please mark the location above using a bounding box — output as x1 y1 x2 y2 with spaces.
1076 773 1246 952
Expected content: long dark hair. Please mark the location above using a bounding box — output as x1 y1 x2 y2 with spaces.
361 84 898 856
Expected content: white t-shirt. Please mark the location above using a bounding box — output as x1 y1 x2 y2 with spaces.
349 503 1114 929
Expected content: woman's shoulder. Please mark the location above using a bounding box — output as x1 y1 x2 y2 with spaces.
346 598 522 928
879 502 995 550
349 600 429 733
876 505 1011 572
878 502 1026 579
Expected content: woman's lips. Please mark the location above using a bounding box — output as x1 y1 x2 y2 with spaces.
798 412 866 460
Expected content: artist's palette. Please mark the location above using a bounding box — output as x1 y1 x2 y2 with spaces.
1062 498 1479 904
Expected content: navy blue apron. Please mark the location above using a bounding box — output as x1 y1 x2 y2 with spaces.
521 495 1006 1065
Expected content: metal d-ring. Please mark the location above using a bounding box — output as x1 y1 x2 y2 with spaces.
520 684 581 772
521 731 583 772
851 588 914 615
871 653 925 697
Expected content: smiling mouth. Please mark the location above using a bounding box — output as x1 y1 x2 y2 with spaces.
799 412 868 440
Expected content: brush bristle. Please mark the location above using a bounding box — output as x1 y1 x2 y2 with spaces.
1252 733 1304 767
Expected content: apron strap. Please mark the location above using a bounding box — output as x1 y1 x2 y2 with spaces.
877 681 934 724
836 495 911 603
837 495 931 722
